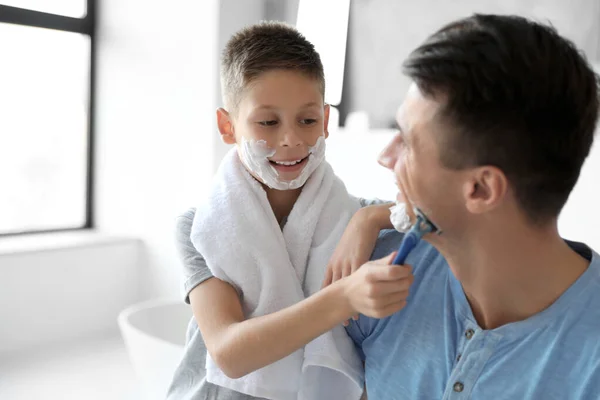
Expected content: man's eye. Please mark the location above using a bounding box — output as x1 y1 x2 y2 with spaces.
300 119 317 125
258 120 278 126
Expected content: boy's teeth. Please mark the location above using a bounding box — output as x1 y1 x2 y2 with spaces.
275 159 301 166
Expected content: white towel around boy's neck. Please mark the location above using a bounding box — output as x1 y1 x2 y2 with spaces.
190 148 364 400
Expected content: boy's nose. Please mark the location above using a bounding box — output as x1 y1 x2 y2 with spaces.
280 127 302 147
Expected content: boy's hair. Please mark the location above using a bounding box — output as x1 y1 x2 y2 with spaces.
403 14 600 224
221 21 325 112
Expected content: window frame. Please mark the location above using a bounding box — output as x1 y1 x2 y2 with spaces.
0 1 96 236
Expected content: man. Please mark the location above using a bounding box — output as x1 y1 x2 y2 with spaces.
344 13 600 399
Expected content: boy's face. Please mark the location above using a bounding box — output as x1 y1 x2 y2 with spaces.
218 69 329 184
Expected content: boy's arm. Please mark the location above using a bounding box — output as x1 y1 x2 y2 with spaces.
323 202 394 288
190 276 349 378
362 201 395 230
174 209 215 304
189 251 411 379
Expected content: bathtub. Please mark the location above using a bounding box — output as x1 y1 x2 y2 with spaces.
118 298 192 400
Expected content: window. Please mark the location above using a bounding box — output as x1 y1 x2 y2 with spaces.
296 0 350 107
0 1 95 235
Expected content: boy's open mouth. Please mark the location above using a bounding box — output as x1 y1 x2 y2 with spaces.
268 155 309 172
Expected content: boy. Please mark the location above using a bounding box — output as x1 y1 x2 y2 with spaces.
167 22 409 400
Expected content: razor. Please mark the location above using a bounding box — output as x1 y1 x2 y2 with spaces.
392 208 441 265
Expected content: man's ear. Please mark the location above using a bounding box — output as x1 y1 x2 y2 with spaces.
463 166 508 215
217 108 236 145
323 104 330 139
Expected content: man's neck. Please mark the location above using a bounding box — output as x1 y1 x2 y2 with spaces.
438 221 589 330
264 185 302 224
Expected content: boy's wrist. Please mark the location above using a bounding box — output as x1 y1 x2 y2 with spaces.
325 278 356 323
359 203 394 231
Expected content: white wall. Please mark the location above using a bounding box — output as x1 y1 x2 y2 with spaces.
0 236 141 354
343 0 600 128
557 63 600 250
559 130 600 251
94 0 219 300
326 128 397 201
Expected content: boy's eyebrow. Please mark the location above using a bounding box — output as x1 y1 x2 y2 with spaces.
255 105 277 110
254 102 320 111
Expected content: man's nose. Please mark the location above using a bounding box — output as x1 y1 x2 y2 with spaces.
378 139 397 170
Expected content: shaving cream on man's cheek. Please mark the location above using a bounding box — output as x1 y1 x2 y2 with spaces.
390 202 412 233
238 136 326 190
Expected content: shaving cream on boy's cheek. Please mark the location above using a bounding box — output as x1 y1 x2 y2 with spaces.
238 136 326 190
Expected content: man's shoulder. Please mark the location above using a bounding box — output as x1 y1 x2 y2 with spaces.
349 231 448 349
568 256 600 334
371 229 404 260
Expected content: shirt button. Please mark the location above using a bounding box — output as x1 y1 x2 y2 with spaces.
465 329 475 339
453 382 464 392
456 354 462 362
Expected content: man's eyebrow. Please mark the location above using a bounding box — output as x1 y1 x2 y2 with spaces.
396 121 415 147
396 122 407 139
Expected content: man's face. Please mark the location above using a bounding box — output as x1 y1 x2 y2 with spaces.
378 83 468 240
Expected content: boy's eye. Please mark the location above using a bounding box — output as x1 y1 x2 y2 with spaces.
300 119 317 125
258 120 278 127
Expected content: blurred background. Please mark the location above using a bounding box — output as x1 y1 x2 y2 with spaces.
0 1 599 399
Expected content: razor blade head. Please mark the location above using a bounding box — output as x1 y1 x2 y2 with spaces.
414 207 442 235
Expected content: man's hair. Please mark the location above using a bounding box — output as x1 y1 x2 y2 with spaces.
221 21 325 111
403 14 600 224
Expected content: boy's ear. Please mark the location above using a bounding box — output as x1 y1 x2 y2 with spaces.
217 108 236 145
323 104 330 139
